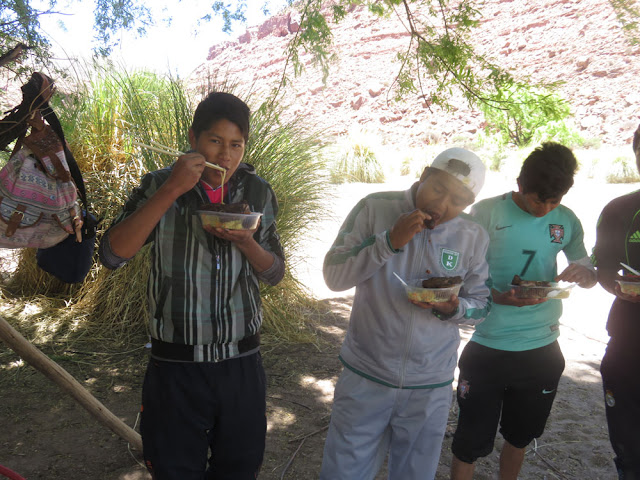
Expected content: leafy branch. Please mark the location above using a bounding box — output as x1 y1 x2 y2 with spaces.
273 0 570 135
610 0 640 45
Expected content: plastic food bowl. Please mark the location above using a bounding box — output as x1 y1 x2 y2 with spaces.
197 210 262 230
616 278 640 296
510 283 573 299
404 279 463 303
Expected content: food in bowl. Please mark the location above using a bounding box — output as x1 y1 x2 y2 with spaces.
197 202 262 230
616 275 640 296
510 274 572 299
404 277 463 303
421 276 462 288
199 201 251 214
511 274 552 287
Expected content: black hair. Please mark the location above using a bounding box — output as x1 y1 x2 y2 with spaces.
190 92 250 142
518 142 577 201
633 124 640 161
0 72 55 151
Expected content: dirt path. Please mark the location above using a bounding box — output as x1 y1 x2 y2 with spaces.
0 171 628 479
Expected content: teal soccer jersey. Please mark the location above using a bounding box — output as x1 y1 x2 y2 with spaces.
470 192 588 351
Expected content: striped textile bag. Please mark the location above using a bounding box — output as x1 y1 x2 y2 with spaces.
0 73 81 249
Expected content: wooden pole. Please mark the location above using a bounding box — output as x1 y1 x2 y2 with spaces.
0 315 143 452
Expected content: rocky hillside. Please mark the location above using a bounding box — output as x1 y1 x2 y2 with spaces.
194 0 640 149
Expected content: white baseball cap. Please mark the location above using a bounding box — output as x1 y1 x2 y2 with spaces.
429 147 486 197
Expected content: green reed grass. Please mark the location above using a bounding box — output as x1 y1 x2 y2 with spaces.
330 133 385 184
6 64 329 345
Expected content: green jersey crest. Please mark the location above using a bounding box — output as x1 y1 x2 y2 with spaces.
441 248 460 271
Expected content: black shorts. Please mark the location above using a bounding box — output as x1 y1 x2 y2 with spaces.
452 340 565 463
140 352 267 480
600 338 640 476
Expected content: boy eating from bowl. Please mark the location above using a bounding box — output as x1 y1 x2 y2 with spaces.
99 92 284 479
320 147 491 480
450 142 596 480
592 124 640 479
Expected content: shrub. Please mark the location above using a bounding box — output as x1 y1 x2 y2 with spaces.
5 64 329 344
488 148 508 172
330 130 385 183
606 155 640 183
479 86 571 147
531 120 586 149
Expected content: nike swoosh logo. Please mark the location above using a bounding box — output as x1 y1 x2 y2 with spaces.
542 389 555 394
496 225 512 230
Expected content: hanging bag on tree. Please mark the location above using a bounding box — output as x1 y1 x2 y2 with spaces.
35 114 99 284
0 72 98 283
0 72 82 249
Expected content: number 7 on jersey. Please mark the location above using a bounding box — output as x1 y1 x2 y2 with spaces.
520 249 537 277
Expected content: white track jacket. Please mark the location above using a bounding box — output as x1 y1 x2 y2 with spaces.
324 185 492 388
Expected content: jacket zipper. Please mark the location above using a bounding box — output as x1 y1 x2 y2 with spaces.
398 228 430 388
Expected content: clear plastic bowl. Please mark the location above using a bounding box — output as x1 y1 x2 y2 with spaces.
404 279 463 303
616 278 640 296
510 283 572 299
197 210 262 230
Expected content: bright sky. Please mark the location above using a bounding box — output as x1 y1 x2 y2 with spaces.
36 0 288 77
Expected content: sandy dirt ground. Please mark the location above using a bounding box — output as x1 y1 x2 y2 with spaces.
278 170 621 480
0 169 631 480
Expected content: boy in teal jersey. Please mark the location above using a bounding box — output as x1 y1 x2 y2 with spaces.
320 148 492 480
450 142 597 480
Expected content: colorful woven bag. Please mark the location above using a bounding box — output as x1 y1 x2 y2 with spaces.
0 73 82 249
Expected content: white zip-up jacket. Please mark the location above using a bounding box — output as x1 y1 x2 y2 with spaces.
324 185 492 388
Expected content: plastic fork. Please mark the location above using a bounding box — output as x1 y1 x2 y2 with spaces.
620 262 640 276
393 272 408 287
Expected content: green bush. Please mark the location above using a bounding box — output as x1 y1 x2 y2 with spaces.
531 120 585 148
330 133 385 183
488 148 508 172
606 156 640 183
479 86 571 147
6 64 329 343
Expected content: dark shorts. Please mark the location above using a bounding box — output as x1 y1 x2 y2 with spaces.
452 340 565 463
140 352 267 480
600 338 640 477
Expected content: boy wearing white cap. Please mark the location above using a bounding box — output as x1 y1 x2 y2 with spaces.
320 147 492 480
450 142 596 480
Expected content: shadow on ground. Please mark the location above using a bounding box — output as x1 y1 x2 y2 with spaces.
0 292 617 480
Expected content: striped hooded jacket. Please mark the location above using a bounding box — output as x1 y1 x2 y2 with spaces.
324 183 492 388
99 163 285 362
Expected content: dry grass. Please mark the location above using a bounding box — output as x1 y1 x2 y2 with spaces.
1 65 328 348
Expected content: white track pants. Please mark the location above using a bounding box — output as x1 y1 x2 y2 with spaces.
319 368 453 480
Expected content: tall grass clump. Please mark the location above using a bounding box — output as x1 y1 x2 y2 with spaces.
330 129 385 183
5 64 328 344
606 155 640 183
